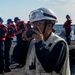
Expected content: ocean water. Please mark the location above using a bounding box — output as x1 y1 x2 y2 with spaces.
13 24 75 41
53 24 75 40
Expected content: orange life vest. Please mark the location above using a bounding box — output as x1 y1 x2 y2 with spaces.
0 24 8 41
7 24 17 39
63 19 72 28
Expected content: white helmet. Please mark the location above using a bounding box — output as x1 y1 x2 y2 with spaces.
29 8 57 23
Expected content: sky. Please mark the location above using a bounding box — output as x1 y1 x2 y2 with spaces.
0 0 75 24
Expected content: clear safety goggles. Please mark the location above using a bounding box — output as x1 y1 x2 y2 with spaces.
29 10 44 20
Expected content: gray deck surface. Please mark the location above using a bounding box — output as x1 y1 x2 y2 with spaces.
1 41 75 75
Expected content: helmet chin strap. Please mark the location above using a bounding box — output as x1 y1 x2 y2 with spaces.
42 21 47 34
42 20 54 35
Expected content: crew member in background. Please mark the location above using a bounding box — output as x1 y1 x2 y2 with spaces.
0 17 8 74
63 14 72 45
14 17 26 44
4 19 17 72
26 21 31 30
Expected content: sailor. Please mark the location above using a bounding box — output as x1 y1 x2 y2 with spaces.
14 17 26 44
63 14 72 45
4 19 17 72
0 17 8 74
15 8 71 75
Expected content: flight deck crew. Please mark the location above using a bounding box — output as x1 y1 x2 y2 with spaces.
4 19 17 72
14 17 26 44
63 14 72 45
0 17 8 74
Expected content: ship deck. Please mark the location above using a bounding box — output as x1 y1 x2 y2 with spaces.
2 40 75 75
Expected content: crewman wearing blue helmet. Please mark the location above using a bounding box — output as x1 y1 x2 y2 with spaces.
0 17 8 74
14 17 26 45
4 19 17 72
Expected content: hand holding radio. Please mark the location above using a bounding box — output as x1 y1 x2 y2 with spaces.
26 28 39 38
